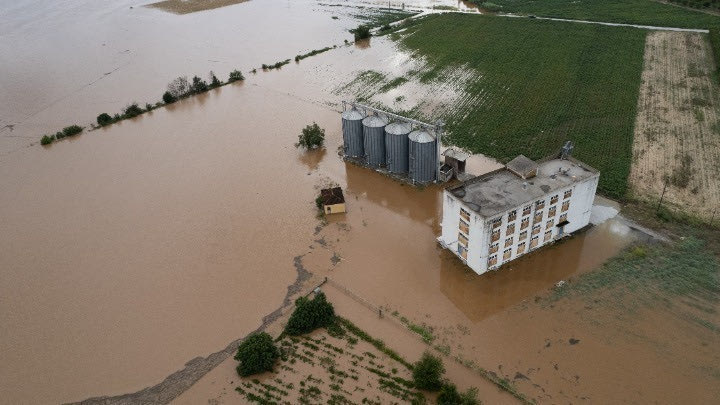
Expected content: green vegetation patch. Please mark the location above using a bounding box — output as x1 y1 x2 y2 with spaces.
396 14 647 198
483 0 720 29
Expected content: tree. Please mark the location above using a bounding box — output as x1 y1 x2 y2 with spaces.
228 70 244 82
285 292 335 335
412 352 444 391
162 91 177 104
97 113 113 126
191 75 208 94
296 122 325 149
123 103 144 118
234 332 279 377
40 134 54 145
62 125 83 137
167 76 190 98
209 71 221 88
353 24 371 40
437 384 479 405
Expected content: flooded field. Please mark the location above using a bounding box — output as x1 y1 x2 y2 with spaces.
1 2 718 404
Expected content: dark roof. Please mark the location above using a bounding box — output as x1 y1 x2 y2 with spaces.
320 187 345 205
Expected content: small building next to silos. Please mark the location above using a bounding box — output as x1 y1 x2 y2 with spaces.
385 121 412 173
341 108 366 158
319 187 346 215
438 144 599 275
362 115 389 168
409 129 437 183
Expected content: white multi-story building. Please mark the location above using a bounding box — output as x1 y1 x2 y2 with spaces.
438 149 599 275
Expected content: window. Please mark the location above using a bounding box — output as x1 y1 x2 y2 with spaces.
530 235 539 248
503 248 512 260
488 255 497 267
548 206 557 217
564 189 573 199
534 211 543 224
458 233 468 247
491 228 501 242
459 245 468 260
544 229 552 242
460 208 470 222
559 213 568 223
522 205 531 216
519 230 528 240
508 210 517 221
491 218 502 229
505 237 513 248
489 243 499 254
506 223 515 234
517 241 526 254
535 199 545 210
459 220 470 235
550 195 559 204
562 200 570 212
546 219 554 228
532 224 541 235
520 217 530 230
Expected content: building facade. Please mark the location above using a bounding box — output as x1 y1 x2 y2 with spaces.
438 153 599 275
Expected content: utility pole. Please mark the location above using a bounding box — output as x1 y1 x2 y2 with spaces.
656 181 667 213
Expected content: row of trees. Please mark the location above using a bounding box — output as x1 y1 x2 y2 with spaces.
40 125 83 145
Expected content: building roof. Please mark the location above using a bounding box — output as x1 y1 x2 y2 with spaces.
447 156 598 218
320 187 345 205
505 155 537 179
442 147 471 162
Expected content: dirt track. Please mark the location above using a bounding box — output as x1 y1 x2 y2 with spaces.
630 31 720 220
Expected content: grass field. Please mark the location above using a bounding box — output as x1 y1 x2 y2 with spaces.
392 14 647 198
485 0 720 29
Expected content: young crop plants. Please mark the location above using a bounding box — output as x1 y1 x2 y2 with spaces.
391 14 647 198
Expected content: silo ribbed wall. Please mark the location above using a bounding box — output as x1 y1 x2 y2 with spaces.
362 115 388 168
409 130 437 183
341 109 365 157
384 122 411 173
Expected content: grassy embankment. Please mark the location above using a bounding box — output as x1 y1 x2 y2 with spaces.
381 14 646 198
481 0 720 29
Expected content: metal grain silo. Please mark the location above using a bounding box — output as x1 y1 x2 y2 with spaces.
408 129 437 183
341 108 366 157
384 121 412 173
362 115 388 167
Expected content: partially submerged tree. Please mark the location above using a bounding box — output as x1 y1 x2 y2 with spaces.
167 76 190 99
162 91 177 104
296 122 325 149
209 71 221 88
228 70 245 82
123 103 143 118
285 292 335 335
353 24 371 40
234 332 279 377
412 352 445 391
97 113 113 126
191 75 209 94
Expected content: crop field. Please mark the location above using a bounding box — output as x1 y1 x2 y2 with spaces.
371 14 648 198
486 0 720 29
630 31 720 221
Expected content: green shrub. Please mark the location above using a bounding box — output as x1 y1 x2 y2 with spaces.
40 135 54 145
412 352 444 391
229 70 245 82
234 332 280 376
285 292 335 335
353 24 371 40
296 122 325 149
209 71 221 88
145 103 153 111
123 104 143 118
62 125 83 137
163 91 177 104
191 76 209 93
437 383 479 405
55 131 65 139
97 113 113 126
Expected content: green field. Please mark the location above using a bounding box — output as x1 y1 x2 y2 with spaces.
484 0 720 29
393 14 647 198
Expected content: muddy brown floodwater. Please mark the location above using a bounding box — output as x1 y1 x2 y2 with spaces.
2 2 717 404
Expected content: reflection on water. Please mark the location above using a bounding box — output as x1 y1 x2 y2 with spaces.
298 147 327 170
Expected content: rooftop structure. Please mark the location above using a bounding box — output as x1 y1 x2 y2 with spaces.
438 144 599 275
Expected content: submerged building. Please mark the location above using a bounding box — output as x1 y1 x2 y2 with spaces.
438 143 599 275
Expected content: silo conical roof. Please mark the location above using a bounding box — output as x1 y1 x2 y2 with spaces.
362 115 389 128
409 130 435 143
342 108 365 121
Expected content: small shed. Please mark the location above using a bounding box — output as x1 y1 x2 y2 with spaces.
506 155 538 179
442 148 471 180
319 187 346 214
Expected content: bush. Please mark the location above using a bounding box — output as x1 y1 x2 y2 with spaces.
163 91 177 104
229 70 245 82
285 292 335 335
412 352 444 391
55 131 65 139
296 122 325 149
191 76 209 93
62 125 83 137
353 24 371 40
209 71 221 88
123 104 143 118
234 332 279 377
97 113 113 126
437 383 479 405
40 135 54 145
